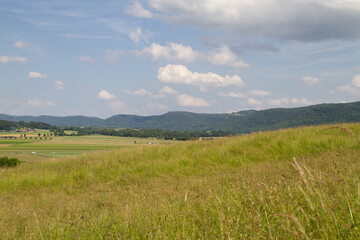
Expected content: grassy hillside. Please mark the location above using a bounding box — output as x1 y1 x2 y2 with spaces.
0 123 360 239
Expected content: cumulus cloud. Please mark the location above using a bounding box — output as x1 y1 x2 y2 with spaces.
151 86 178 99
76 56 94 63
54 80 65 90
249 90 271 97
126 1 153 18
301 76 320 86
14 41 28 48
28 72 47 79
207 45 249 68
176 94 209 107
104 50 124 63
138 42 248 68
138 42 200 63
352 75 360 87
124 88 149 96
336 75 360 95
128 28 151 43
98 90 117 100
0 55 27 64
218 91 245 98
157 64 245 87
27 99 55 108
146 0 360 41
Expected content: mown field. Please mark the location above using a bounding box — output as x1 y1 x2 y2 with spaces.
0 133 170 162
0 123 360 239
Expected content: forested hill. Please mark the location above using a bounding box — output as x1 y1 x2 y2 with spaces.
1 101 360 133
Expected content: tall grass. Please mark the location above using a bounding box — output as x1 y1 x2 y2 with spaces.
0 123 359 239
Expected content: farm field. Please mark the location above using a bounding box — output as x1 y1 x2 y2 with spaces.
0 123 360 239
0 133 172 162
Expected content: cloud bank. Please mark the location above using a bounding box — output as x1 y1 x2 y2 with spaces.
139 0 360 41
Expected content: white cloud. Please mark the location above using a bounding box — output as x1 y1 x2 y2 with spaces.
147 102 167 109
158 86 177 95
352 75 360 87
337 85 358 94
147 0 360 41
14 41 28 48
207 45 249 68
218 91 245 98
248 98 262 106
151 86 178 99
54 81 65 90
104 50 124 63
124 88 149 96
27 99 55 108
98 90 117 100
128 28 151 43
0 55 27 64
108 101 127 112
176 94 209 107
249 90 271 97
126 1 153 18
336 75 360 95
28 72 47 79
301 76 320 86
138 42 248 68
76 56 94 63
138 42 200 63
157 64 245 87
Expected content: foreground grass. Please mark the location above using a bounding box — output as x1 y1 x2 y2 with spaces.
0 123 359 239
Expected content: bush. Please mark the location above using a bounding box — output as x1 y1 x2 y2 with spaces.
0 156 20 168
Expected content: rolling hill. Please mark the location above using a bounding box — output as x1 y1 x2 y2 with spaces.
1 101 360 133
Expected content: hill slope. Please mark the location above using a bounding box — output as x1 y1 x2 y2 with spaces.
1 101 360 133
1 123 359 239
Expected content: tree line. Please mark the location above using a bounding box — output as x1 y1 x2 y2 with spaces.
1 120 232 140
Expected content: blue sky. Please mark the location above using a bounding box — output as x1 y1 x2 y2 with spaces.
1 0 360 118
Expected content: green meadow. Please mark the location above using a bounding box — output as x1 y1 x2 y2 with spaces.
0 134 169 162
0 123 360 239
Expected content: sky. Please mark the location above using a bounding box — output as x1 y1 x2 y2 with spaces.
1 0 360 118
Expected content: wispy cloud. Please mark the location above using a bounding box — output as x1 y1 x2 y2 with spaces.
218 91 246 98
124 88 149 96
0 55 27 64
104 50 124 63
126 1 153 18
75 56 94 63
27 99 55 108
176 94 209 107
14 41 28 48
54 80 65 90
300 76 320 86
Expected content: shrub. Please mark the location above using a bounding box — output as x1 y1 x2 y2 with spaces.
0 156 20 168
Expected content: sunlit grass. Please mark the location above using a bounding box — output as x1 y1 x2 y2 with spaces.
0 123 359 239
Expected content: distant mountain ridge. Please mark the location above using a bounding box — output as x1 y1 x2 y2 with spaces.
1 101 360 133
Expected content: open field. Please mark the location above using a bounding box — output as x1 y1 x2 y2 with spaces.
0 123 360 239
0 134 172 162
